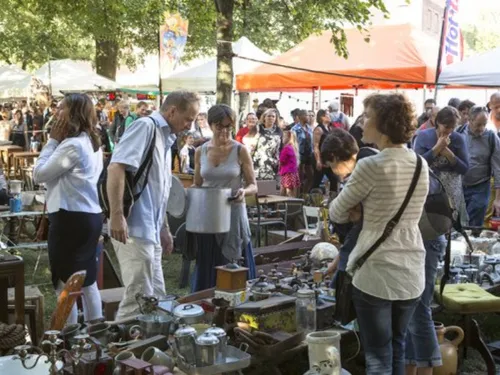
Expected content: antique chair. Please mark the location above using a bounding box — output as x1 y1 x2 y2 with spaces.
434 283 500 375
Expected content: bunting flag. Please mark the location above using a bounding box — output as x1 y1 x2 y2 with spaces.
441 0 464 67
159 12 189 78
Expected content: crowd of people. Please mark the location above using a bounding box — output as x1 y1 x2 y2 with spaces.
22 87 500 375
321 92 500 375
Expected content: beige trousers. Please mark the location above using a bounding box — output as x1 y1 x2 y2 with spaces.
112 237 165 321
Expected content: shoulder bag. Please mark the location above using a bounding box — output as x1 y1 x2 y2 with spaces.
98 116 157 219
334 155 423 325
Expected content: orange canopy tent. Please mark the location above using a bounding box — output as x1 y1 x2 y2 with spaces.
236 24 439 92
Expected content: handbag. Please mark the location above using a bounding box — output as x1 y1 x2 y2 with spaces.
334 155 423 325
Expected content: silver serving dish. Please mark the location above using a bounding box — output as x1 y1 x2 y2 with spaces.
176 344 250 375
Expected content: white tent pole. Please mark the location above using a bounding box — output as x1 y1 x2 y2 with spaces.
318 87 322 111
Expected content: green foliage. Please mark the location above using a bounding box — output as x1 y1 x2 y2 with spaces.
179 0 388 60
462 10 500 56
0 0 388 78
0 0 93 70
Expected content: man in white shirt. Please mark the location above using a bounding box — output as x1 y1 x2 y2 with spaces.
107 90 200 320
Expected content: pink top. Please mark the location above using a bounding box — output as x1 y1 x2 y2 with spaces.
279 144 298 175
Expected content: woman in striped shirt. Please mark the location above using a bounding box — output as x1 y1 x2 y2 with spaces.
329 93 429 375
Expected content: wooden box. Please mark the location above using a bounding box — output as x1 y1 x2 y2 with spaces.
215 265 248 292
234 295 296 333
316 301 335 330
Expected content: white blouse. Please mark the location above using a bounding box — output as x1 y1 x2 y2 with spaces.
34 133 103 214
329 148 429 300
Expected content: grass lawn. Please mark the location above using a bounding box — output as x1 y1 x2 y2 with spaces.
16 246 500 375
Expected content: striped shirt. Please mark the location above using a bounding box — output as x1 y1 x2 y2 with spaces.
329 147 429 300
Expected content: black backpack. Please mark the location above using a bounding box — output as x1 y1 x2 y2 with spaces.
419 169 454 240
98 116 157 219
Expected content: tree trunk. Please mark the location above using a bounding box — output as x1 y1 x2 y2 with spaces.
238 92 250 114
95 39 119 81
215 0 234 106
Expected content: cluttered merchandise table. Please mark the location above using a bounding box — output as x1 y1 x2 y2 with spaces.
7 242 355 375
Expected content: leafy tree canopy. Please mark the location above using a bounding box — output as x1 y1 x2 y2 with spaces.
463 9 500 56
179 0 388 60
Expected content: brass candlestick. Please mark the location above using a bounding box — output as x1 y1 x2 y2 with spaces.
14 331 95 375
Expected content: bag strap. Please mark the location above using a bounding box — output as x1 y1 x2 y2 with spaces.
132 116 158 200
354 154 422 271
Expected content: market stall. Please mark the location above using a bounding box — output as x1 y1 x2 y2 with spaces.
235 23 438 92
0 65 32 99
438 46 500 87
34 59 117 94
162 37 271 93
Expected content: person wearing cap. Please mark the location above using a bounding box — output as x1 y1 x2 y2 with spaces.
327 100 350 130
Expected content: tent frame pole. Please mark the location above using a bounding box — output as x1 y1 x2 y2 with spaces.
434 2 448 101
158 26 163 105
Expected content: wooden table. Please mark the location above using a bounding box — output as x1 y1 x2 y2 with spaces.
257 195 305 205
0 145 23 178
13 152 40 179
0 254 24 326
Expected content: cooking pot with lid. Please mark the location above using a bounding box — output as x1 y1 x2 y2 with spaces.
186 187 232 233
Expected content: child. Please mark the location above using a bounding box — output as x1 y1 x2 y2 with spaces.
279 129 300 197
180 133 195 174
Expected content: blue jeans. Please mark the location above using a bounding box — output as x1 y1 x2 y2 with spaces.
464 180 491 227
405 237 445 367
353 287 420 375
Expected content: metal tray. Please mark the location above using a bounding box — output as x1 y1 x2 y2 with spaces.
177 345 251 375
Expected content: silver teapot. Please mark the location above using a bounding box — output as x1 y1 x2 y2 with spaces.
204 325 227 360
173 324 197 365
196 332 220 367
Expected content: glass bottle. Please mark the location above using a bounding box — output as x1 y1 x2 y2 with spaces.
296 288 316 334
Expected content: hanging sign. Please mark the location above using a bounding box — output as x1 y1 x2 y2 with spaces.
159 12 189 78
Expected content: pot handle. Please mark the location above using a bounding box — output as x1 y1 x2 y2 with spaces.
182 304 196 311
445 325 465 347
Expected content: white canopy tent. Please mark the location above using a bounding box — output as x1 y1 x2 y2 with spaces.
116 54 159 91
438 47 500 87
162 37 271 92
0 65 32 98
35 59 117 94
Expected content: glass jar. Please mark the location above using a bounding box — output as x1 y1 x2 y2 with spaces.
296 288 316 334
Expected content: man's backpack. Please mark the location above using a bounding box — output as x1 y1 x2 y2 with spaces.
419 169 454 240
98 116 157 219
331 113 345 129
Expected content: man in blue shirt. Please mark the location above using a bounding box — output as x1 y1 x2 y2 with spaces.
107 91 200 320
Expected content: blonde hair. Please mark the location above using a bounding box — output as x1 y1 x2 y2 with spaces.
285 130 300 164
260 108 279 127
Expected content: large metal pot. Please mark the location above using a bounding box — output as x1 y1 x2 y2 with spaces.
173 303 205 325
186 187 232 233
132 313 173 339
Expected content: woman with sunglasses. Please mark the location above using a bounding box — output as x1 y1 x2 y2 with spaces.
191 104 257 292
33 93 103 324
460 106 500 229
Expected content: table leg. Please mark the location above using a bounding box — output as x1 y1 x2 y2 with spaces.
0 277 8 323
15 262 24 326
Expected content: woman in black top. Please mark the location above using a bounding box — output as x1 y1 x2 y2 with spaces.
312 109 339 192
10 110 27 148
